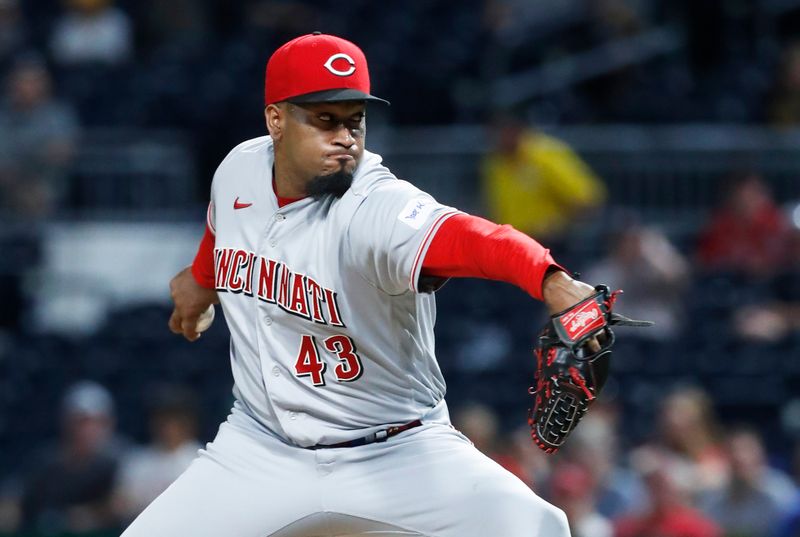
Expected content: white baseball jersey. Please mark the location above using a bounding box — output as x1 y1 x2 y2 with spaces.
123 135 572 537
208 135 459 447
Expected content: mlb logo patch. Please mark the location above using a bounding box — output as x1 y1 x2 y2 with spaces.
398 197 436 230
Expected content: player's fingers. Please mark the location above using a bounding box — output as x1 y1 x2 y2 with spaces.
585 337 601 354
168 310 183 335
180 318 201 342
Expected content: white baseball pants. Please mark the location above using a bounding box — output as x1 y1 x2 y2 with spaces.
121 414 570 537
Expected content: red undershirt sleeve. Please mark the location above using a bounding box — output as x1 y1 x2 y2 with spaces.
191 224 216 289
421 213 564 301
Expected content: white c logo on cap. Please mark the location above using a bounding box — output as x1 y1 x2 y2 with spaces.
324 53 356 77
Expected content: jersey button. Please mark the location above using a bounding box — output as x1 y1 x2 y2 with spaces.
269 239 277 247
275 213 285 221
264 316 272 326
289 412 297 420
272 366 280 377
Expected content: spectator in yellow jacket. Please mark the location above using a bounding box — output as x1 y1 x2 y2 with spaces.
481 118 606 241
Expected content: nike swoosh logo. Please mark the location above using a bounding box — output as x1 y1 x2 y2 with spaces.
233 197 253 210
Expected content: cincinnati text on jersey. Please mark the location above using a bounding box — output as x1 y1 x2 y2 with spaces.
214 248 346 327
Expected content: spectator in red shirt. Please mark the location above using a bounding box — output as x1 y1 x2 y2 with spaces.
697 172 790 277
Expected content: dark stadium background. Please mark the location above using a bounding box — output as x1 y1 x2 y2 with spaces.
1 1 800 536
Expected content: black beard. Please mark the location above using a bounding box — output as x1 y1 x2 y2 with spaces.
306 169 354 198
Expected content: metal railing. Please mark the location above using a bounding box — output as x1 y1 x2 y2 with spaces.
372 124 800 231
66 129 196 218
46 124 800 231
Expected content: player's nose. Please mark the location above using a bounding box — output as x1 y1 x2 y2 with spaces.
331 124 356 149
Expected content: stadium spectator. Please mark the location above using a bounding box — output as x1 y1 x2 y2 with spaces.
584 224 690 340
0 54 80 217
49 0 133 66
558 405 647 518
549 463 613 537
113 386 201 523
645 387 729 497
696 172 790 277
19 381 125 534
480 116 607 243
614 447 722 537
699 427 797 537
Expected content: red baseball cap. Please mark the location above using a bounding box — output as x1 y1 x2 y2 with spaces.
264 32 389 106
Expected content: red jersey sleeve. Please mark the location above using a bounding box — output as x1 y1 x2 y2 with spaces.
191 224 216 289
421 213 564 300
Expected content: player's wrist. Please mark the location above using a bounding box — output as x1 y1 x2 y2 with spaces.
541 266 571 303
542 270 596 315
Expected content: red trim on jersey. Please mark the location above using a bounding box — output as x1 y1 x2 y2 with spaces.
191 224 217 289
206 202 216 234
409 211 460 291
274 177 304 207
421 214 563 301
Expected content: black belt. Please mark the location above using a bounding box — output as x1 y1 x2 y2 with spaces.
310 419 423 449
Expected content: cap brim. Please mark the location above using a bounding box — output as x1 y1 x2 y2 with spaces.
287 88 390 105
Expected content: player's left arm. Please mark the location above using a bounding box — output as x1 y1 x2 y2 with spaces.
420 213 596 315
345 180 591 311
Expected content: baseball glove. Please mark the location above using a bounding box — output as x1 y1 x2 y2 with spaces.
528 285 652 453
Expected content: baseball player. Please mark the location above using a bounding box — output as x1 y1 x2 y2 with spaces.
124 33 601 537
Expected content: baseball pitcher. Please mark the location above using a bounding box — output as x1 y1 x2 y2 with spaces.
123 32 639 537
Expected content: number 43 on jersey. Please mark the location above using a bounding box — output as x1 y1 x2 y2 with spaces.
294 334 363 386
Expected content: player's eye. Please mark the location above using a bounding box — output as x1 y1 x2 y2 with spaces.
318 114 333 122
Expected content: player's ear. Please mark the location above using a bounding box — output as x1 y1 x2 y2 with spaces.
265 104 283 140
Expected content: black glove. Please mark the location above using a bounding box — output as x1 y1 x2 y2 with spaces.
528 285 653 453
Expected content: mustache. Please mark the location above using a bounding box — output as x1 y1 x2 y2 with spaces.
306 169 354 199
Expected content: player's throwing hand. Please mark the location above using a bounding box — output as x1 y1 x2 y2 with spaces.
168 266 219 341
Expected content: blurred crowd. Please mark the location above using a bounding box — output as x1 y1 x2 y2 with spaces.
453 391 800 537
475 115 800 537
1 1 800 536
0 381 203 535
4 379 798 536
3 0 800 217
480 118 800 345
